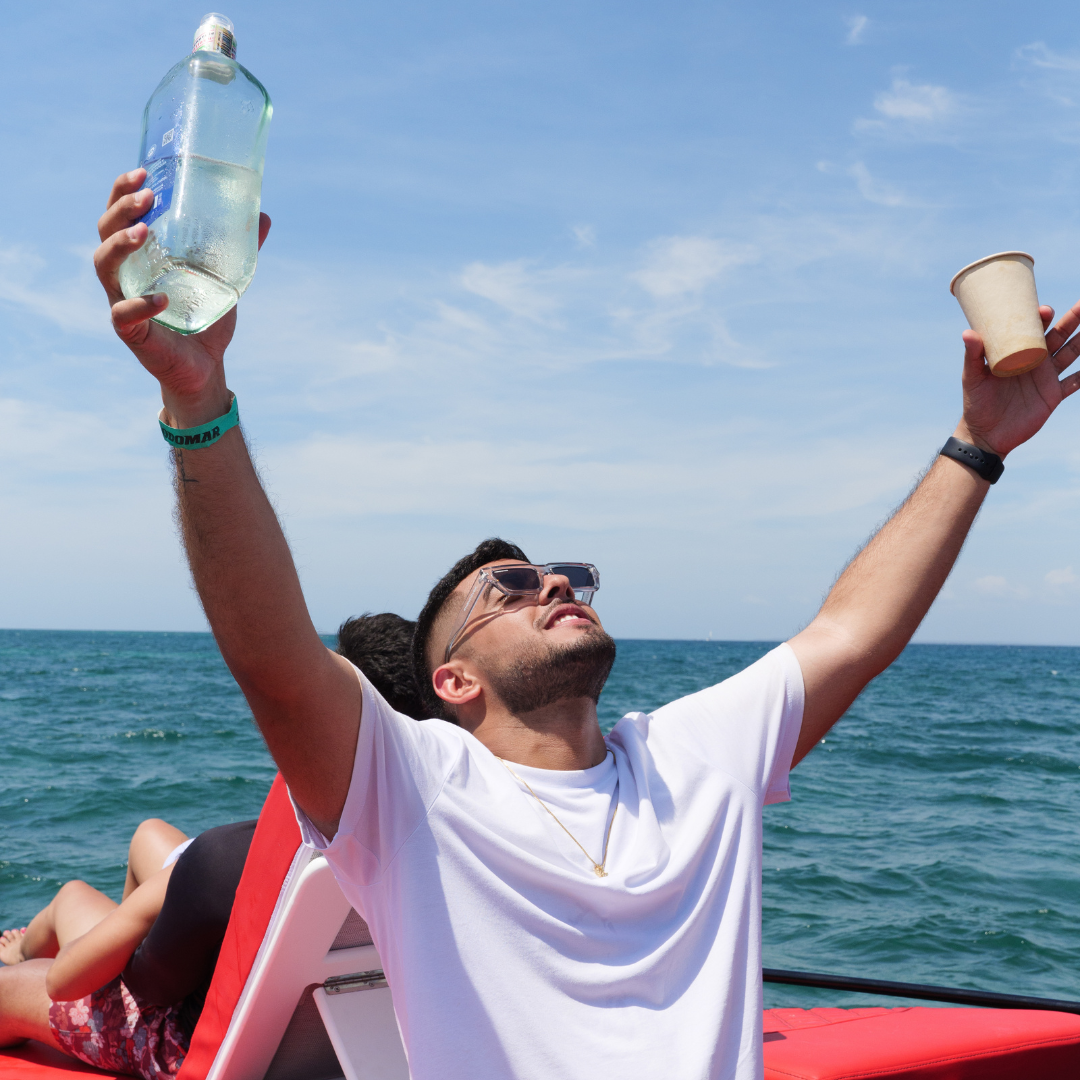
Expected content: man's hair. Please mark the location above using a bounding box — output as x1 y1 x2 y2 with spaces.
337 612 426 720
412 538 530 722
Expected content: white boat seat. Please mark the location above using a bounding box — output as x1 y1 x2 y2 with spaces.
206 847 409 1080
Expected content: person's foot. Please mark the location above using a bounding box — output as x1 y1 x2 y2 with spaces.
0 927 26 964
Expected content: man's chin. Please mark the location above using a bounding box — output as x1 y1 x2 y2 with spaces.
486 629 617 715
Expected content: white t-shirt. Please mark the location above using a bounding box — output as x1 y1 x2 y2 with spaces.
295 643 803 1080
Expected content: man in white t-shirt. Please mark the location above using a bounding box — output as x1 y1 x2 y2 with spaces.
293 569 804 1079
90 173 1080 1079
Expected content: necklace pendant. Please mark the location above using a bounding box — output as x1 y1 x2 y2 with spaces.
594 866 607 878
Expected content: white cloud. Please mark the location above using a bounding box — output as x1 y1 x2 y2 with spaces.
849 162 910 207
632 236 756 298
873 79 956 122
431 300 494 338
1045 566 1078 586
0 242 109 337
459 259 563 322
972 575 1029 599
244 238 776 389
1016 42 1080 72
845 15 869 46
233 211 926 401
264 427 920 533
1013 43 1080 107
0 396 155 477
572 224 597 248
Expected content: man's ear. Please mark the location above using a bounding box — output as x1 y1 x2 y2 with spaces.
432 662 483 710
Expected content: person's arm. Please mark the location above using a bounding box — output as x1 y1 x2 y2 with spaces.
788 302 1080 765
94 172 360 839
45 867 172 1001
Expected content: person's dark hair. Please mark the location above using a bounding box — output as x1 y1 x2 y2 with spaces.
337 612 426 720
412 538 530 722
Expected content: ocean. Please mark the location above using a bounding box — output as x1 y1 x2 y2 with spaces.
2 630 1078 1009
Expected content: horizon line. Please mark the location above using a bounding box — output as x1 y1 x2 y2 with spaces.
1 627 1079 650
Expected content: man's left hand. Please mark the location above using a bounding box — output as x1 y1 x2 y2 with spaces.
959 300 1080 457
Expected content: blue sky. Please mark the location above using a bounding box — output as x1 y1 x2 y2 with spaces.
4 1 1080 642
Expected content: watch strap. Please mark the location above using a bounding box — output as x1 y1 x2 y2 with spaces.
939 436 1004 484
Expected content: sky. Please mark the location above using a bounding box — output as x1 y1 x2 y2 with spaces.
4 1 1080 642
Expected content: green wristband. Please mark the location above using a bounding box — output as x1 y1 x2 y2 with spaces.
159 394 239 448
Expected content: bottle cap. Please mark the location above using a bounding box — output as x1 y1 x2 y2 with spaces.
193 13 237 59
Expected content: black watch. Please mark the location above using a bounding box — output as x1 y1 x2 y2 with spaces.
939 436 1004 484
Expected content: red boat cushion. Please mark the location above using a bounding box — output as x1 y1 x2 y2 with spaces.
0 1042 122 1080
763 1005 1080 1079
0 775 300 1080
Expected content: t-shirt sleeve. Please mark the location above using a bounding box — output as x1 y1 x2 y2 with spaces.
292 663 459 886
647 642 804 805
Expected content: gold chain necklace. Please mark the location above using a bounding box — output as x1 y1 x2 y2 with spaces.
498 751 619 878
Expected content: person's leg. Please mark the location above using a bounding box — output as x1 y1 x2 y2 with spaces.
0 959 61 1049
4 819 187 965
122 819 188 900
18 881 118 962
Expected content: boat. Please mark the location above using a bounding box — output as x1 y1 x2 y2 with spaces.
3 777 1078 1080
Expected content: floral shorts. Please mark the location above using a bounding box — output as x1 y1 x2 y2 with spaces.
49 977 188 1080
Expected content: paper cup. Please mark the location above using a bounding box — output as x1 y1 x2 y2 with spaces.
950 252 1047 377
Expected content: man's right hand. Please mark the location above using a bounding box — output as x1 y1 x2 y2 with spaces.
94 169 272 425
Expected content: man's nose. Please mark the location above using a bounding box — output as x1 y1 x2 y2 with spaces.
541 573 575 602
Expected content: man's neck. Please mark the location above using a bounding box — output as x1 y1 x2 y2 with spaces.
460 696 608 770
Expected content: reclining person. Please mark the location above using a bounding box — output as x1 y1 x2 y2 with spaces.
0 613 422 1077
91 170 1080 1080
0 821 254 1080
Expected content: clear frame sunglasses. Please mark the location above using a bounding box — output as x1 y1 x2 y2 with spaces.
443 563 600 663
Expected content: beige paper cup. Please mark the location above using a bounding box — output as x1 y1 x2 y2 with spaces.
950 252 1047 377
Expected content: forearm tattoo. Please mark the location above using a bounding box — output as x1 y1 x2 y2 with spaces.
172 448 199 485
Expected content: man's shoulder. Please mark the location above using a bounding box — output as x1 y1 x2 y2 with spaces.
606 644 803 799
648 644 796 715
609 645 801 746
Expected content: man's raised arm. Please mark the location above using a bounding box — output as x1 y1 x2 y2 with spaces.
95 170 360 839
788 302 1080 765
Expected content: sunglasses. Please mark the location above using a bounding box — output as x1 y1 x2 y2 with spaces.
443 563 600 663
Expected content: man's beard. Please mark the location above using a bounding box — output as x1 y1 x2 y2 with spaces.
484 627 617 715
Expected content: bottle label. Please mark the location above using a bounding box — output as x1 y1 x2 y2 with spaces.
193 24 237 59
138 111 182 228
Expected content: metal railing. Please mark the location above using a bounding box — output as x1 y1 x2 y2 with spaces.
763 968 1080 1016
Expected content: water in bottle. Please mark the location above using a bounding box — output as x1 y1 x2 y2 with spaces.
119 14 272 334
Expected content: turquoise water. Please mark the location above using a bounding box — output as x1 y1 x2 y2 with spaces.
2 631 1078 1009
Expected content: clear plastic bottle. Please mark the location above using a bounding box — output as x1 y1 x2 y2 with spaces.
119 14 272 335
